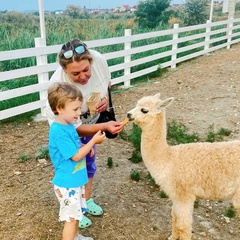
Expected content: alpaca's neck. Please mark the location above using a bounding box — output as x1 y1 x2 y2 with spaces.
141 114 168 149
140 114 170 183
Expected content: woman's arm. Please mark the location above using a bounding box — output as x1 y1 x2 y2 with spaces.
76 121 123 137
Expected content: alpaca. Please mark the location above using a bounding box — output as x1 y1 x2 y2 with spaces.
127 93 240 240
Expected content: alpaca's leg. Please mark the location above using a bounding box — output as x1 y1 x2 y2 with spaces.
171 201 194 240
171 207 179 240
232 189 240 215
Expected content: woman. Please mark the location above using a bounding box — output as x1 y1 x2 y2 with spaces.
46 39 123 229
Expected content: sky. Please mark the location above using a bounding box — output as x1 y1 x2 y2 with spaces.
0 0 184 12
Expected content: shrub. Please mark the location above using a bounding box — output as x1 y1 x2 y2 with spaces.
130 150 142 163
129 123 142 151
160 190 168 198
146 172 157 187
167 120 199 145
206 124 231 142
107 157 113 168
18 153 30 163
225 205 236 218
35 146 49 160
130 170 140 181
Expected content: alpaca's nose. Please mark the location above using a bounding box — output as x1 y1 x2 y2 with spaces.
127 112 133 120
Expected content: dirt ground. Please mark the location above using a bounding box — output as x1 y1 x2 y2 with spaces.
0 43 240 240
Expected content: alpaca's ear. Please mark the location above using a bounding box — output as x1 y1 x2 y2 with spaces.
156 97 174 113
153 93 161 99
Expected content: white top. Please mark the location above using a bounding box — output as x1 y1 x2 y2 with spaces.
46 49 111 128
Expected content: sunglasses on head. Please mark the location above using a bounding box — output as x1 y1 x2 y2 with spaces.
63 45 85 59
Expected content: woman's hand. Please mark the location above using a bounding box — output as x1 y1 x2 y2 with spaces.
104 121 124 134
96 97 108 113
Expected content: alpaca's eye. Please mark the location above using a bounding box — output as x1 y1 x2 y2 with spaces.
141 108 149 114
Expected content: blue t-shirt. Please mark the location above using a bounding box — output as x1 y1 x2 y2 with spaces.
48 122 88 188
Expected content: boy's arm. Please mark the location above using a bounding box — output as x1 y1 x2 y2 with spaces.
71 138 96 161
71 130 105 161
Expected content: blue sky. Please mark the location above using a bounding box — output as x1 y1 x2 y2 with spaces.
0 0 183 11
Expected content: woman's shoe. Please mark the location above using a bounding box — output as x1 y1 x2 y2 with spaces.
78 215 92 228
86 198 103 216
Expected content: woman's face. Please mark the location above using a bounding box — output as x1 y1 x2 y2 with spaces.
64 60 92 85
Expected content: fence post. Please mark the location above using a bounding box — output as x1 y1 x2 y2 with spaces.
124 29 131 87
35 37 48 118
171 23 179 69
227 18 233 49
205 20 211 52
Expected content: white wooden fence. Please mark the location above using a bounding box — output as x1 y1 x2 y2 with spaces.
0 18 240 120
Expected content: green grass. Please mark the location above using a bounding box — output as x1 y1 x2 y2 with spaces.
146 172 157 187
18 153 31 163
35 145 50 160
206 124 232 143
225 205 236 218
119 129 128 140
130 170 141 182
194 200 199 208
160 190 168 198
129 123 142 151
107 157 113 168
129 150 142 163
167 120 199 145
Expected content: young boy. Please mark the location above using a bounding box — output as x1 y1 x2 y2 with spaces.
48 82 106 240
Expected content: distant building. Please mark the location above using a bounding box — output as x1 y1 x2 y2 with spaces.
119 5 131 12
130 5 138 12
54 10 64 14
112 5 137 13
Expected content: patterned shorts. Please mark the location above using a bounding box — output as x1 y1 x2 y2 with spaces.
54 185 87 222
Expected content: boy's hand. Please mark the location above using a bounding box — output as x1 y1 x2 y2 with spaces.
89 148 95 157
93 130 106 144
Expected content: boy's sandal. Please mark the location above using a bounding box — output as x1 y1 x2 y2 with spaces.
86 198 103 216
78 215 92 229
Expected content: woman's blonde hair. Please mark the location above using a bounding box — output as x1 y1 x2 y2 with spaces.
48 82 83 115
58 39 93 69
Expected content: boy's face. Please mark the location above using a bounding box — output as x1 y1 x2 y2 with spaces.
57 98 82 124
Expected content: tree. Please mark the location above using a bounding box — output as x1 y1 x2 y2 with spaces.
183 0 208 26
134 0 171 29
236 2 240 12
64 5 90 19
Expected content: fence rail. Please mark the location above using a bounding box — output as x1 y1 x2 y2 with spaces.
1 18 240 120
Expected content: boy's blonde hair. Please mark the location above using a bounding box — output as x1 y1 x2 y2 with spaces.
48 82 83 115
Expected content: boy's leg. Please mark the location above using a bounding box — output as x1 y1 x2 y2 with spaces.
85 177 93 200
63 219 78 240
